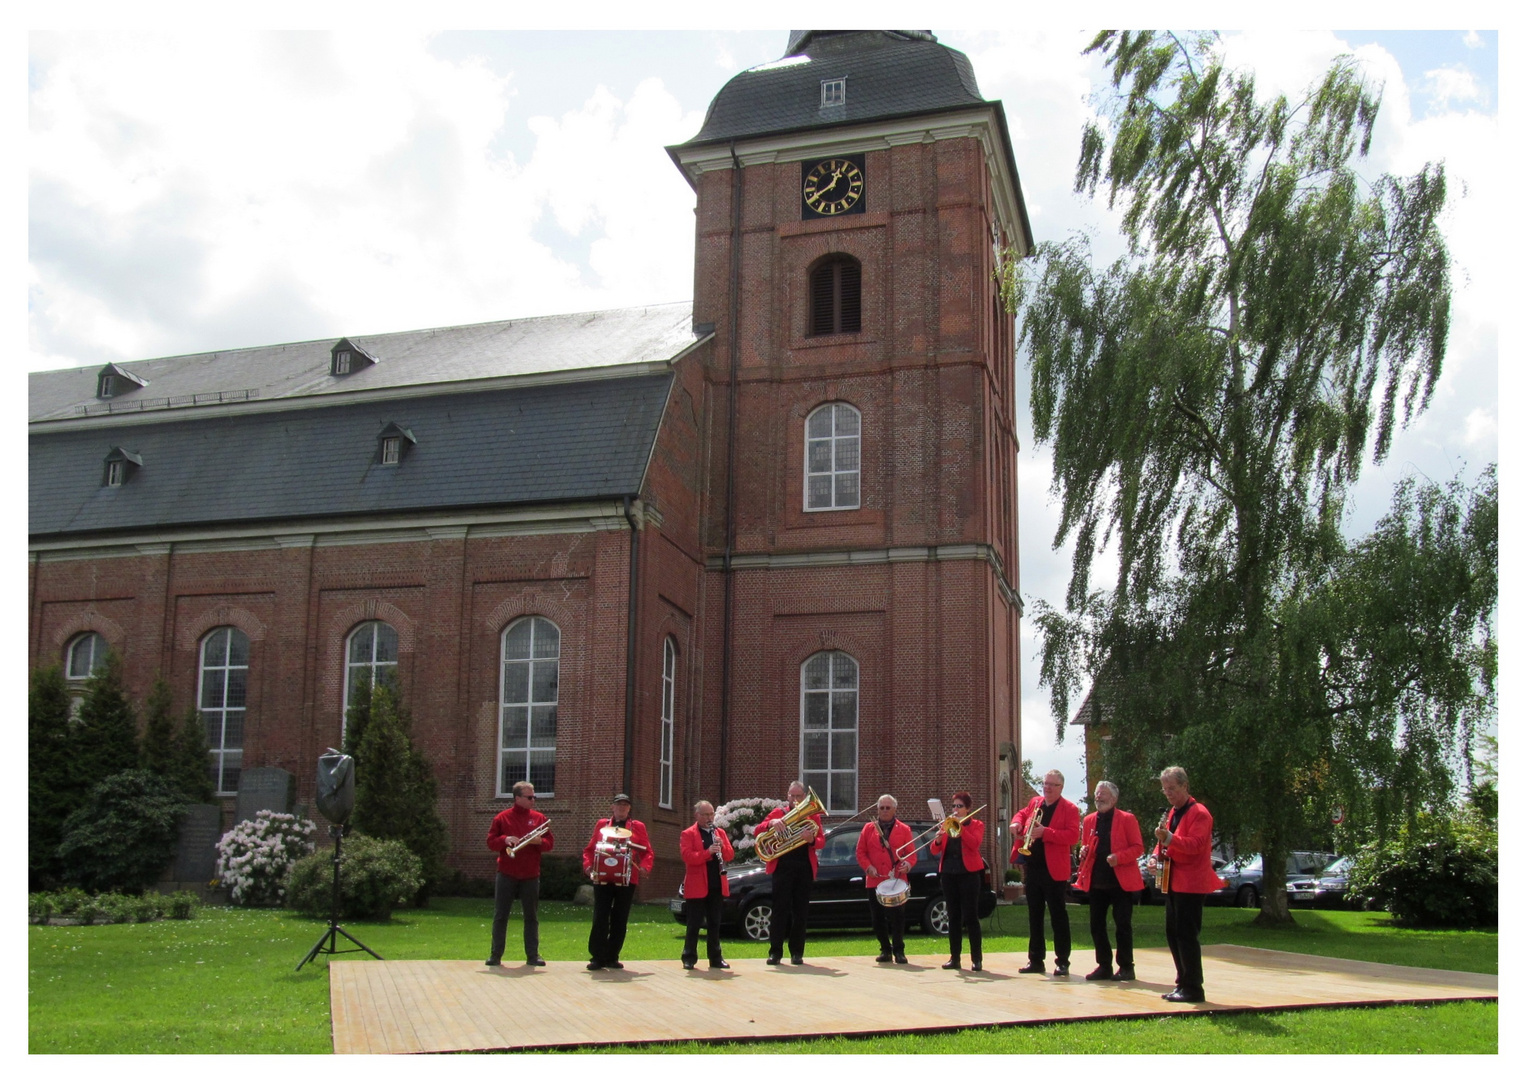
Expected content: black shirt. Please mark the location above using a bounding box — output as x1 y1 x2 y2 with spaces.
1092 808 1118 891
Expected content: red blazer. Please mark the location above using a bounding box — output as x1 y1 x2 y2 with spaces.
930 817 986 873
1010 796 1080 880
855 819 914 887
486 804 553 880
1074 809 1145 892
1154 799 1225 894
758 805 826 877
581 817 655 886
679 822 734 899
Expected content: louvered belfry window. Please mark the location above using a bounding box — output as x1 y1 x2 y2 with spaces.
809 256 861 336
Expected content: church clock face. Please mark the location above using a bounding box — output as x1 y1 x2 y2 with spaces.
801 155 866 219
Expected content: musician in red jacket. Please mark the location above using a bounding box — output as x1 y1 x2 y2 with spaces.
1012 770 1080 975
1152 765 1224 1003
855 794 914 964
757 781 825 966
580 793 654 971
678 800 734 970
1074 781 1145 981
930 791 987 971
484 780 554 967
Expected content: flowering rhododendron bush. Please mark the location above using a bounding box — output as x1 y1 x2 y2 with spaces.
713 797 787 857
215 810 318 906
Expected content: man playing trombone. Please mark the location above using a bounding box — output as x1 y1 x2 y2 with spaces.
855 795 913 964
1012 770 1080 975
485 780 554 967
756 781 825 966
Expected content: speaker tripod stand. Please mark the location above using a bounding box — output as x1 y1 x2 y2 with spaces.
296 825 383 971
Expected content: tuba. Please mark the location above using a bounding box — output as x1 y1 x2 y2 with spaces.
754 788 827 861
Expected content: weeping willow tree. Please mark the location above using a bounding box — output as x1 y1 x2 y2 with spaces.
1008 32 1495 924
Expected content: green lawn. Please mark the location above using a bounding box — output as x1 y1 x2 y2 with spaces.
28 900 1496 1054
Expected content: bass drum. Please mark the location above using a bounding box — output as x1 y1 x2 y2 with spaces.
875 877 911 907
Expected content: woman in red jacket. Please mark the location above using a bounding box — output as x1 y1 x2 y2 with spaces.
929 791 986 971
1073 780 1144 981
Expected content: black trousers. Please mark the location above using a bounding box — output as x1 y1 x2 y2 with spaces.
490 872 539 962
681 891 725 964
1025 865 1071 964
587 883 635 965
1164 891 1205 992
768 859 812 959
940 870 983 963
1087 886 1135 970
868 890 906 955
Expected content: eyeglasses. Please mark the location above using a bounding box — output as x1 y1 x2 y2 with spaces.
952 804 967 810
518 793 536 799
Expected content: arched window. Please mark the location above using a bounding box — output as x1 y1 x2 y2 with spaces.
344 621 398 731
809 255 861 335
801 651 858 812
65 632 107 682
500 617 559 797
659 637 677 809
805 402 861 511
199 627 249 795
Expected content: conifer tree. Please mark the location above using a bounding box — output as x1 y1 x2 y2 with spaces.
172 705 216 803
70 651 140 798
28 666 74 889
139 676 178 778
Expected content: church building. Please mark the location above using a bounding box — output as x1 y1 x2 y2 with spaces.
28 30 1033 895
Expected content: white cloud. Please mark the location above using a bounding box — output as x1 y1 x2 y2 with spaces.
1423 65 1487 108
1463 30 1483 49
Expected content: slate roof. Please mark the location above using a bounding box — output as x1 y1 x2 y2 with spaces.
30 375 673 538
679 30 986 147
29 302 696 423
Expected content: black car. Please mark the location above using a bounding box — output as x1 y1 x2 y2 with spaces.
668 820 998 941
1212 850 1336 907
1287 855 1353 908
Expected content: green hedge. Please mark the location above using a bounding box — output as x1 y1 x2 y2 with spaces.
1348 812 1497 928
29 888 199 923
285 833 423 921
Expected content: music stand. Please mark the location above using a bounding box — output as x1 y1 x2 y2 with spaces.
296 751 383 971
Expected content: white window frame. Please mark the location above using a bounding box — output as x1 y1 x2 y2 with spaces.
659 637 676 809
800 650 859 813
199 627 249 796
804 402 861 511
66 632 107 682
380 436 401 465
498 616 560 798
106 460 125 486
821 78 846 107
334 350 351 375
342 621 399 737
100 374 116 398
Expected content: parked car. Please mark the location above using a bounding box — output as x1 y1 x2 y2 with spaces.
1212 850 1336 907
1130 853 1230 905
1287 855 1353 908
669 820 998 940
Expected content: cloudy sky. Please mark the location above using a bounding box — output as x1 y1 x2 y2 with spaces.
26 22 1500 795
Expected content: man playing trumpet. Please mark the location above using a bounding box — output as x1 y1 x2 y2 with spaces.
756 781 825 965
1075 780 1144 981
485 780 553 967
1012 770 1080 975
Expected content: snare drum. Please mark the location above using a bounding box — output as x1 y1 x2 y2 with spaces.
875 877 911 907
591 841 633 886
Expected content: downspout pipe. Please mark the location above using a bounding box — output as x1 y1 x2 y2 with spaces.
622 495 641 795
718 142 743 803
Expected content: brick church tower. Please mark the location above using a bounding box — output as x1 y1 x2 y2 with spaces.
669 30 1033 857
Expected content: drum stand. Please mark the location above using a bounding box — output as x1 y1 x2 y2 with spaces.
296 826 384 971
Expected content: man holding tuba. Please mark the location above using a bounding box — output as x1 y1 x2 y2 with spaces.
1012 770 1080 976
485 780 553 967
855 795 913 964
756 781 825 965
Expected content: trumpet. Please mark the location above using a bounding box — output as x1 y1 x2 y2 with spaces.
1016 804 1042 856
505 819 551 857
1153 810 1173 894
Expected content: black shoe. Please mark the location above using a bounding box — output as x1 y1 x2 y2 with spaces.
586 961 604 971
972 961 983 972
766 955 782 965
484 958 501 967
1018 961 1045 974
528 957 546 967
682 959 696 970
606 961 623 970
942 959 961 970
1085 965 1113 981
1054 962 1070 977
894 954 908 965
1111 967 1135 981
1162 986 1180 999
875 953 893 963
709 960 730 970
790 956 804 966
1164 987 1205 1003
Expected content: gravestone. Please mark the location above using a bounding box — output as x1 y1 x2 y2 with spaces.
234 766 295 825
172 803 223 883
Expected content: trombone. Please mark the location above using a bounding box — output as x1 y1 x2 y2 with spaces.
894 804 986 862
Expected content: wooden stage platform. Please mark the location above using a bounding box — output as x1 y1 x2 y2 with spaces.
329 945 1496 1054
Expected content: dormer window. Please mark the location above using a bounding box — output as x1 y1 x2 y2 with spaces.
376 422 415 466
821 78 846 107
330 338 378 377
102 447 143 487
96 362 147 400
